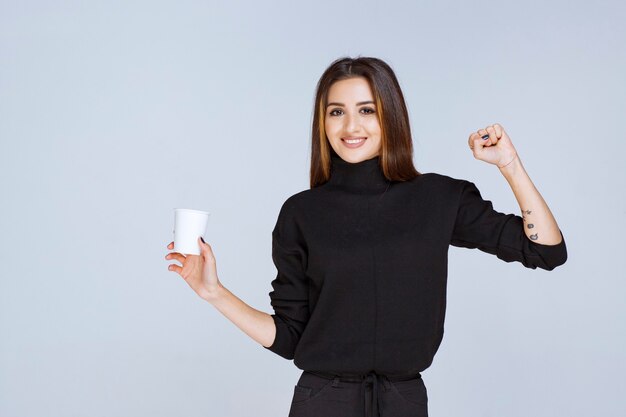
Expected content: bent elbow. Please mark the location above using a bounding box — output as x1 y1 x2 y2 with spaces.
541 247 568 271
263 314 304 360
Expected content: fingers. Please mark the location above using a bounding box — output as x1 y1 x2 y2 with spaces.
165 251 186 275
486 126 499 144
478 129 489 144
470 124 502 149
198 236 217 264
493 123 503 139
165 241 186 274
166 238 214 277
468 132 484 152
165 252 186 263
478 128 495 146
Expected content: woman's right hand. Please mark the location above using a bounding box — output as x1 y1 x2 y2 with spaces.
165 237 222 302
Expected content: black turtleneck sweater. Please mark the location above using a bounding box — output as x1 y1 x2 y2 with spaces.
264 154 567 376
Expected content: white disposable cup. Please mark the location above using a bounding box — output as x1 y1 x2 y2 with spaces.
173 208 210 255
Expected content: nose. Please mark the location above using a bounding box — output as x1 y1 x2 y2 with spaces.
344 111 361 134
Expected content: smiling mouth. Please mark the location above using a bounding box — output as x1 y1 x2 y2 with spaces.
342 137 367 144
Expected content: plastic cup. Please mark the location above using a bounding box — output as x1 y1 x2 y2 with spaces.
173 208 210 255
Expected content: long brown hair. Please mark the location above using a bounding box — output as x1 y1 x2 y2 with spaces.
310 56 421 188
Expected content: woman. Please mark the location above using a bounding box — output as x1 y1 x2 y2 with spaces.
165 56 567 417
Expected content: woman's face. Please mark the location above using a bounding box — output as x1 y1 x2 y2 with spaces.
324 76 382 163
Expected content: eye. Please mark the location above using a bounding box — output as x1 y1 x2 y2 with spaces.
328 107 376 117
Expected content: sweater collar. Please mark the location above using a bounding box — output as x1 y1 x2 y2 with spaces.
328 153 390 193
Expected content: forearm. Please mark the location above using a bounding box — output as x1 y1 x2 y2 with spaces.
205 284 276 348
498 155 563 245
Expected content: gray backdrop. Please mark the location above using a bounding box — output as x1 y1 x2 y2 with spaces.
1 1 624 416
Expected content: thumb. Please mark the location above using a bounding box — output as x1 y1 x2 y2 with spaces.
198 236 214 261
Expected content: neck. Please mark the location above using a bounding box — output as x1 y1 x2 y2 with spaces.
327 153 390 193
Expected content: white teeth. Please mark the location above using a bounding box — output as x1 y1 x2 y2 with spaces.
345 138 365 144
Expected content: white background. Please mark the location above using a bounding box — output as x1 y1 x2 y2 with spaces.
1 0 624 416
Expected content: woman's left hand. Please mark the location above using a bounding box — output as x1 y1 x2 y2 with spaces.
468 123 519 168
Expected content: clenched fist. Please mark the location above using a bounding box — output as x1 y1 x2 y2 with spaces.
468 123 519 168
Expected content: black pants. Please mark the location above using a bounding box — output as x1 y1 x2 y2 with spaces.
287 370 428 417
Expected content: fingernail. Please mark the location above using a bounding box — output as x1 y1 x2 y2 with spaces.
481 134 489 140
200 237 206 244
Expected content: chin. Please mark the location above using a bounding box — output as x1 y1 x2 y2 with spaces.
339 150 378 163
329 139 380 162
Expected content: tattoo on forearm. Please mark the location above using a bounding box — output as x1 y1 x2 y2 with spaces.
522 209 537 239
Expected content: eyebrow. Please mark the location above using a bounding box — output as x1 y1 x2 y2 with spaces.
326 100 375 108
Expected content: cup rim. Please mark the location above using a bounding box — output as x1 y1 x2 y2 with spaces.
174 208 210 216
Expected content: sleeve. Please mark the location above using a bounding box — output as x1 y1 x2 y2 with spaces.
450 180 568 271
263 198 310 360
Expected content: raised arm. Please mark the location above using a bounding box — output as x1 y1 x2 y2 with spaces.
497 154 562 245
471 123 563 246
451 123 567 270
